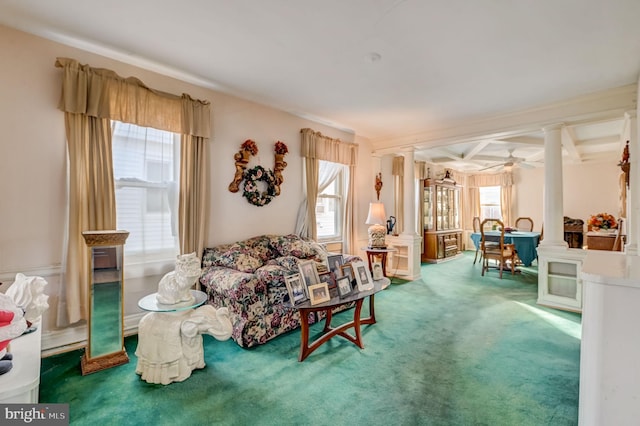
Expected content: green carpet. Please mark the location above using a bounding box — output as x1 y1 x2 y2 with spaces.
40 252 581 425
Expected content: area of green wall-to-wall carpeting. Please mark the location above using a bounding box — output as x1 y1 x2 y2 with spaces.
39 253 581 425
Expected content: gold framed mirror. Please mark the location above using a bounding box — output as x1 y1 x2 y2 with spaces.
81 230 129 375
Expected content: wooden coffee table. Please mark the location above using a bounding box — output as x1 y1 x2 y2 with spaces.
293 277 389 361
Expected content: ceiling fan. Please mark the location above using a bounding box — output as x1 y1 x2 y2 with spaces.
479 150 529 171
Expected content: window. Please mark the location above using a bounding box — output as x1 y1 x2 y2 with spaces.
316 161 346 240
111 121 180 265
479 186 502 221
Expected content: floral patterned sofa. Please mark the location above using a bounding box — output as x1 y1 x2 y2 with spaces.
199 234 359 348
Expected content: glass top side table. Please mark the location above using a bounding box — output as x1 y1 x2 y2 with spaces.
138 289 207 312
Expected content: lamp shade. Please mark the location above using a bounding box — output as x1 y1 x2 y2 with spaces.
366 202 387 225
366 202 387 248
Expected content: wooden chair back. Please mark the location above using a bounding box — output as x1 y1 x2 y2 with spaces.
515 217 534 232
613 218 625 252
480 218 516 278
473 216 481 232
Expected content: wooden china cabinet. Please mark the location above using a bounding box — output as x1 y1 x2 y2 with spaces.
422 175 463 263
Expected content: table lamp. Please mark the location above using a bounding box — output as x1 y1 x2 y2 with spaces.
366 202 387 248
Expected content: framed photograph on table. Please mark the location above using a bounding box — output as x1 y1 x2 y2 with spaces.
308 283 331 305
372 261 384 280
353 260 374 291
327 254 345 278
319 271 338 298
285 273 307 305
298 260 320 290
341 264 355 286
336 276 352 298
319 271 336 287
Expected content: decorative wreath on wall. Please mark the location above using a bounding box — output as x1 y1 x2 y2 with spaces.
228 139 288 206
242 166 277 206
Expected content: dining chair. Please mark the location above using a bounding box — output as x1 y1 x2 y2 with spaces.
613 218 625 252
473 216 482 264
515 217 534 232
480 218 516 278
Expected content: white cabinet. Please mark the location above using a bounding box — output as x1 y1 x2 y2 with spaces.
537 247 586 312
0 322 41 403
386 235 422 281
579 250 640 425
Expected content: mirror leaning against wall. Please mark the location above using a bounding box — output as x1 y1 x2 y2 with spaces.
81 230 129 375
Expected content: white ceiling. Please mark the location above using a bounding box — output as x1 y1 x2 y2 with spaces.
1 0 639 171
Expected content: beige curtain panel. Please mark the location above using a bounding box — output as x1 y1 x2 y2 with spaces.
392 156 405 234
56 58 211 325
465 171 514 227
298 128 358 252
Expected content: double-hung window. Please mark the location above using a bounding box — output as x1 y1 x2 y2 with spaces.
315 160 346 241
479 186 502 221
111 121 180 272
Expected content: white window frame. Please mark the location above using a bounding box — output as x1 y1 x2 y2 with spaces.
479 185 502 221
111 121 180 278
316 166 345 242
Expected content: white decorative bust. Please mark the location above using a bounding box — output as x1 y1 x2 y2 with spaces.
156 253 201 305
5 273 49 325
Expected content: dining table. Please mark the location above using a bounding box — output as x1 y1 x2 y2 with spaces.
470 231 541 267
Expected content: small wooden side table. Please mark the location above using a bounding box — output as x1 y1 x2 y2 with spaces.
361 247 397 278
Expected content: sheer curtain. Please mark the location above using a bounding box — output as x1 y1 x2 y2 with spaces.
55 58 211 325
465 172 514 226
296 128 357 253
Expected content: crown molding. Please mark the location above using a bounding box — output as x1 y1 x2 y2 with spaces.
372 84 638 155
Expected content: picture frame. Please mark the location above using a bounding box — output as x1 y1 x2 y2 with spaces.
353 260 374 291
308 282 331 305
284 273 307 305
298 260 320 291
319 271 336 287
341 263 355 286
336 275 352 298
372 260 384 281
319 271 338 298
327 254 345 278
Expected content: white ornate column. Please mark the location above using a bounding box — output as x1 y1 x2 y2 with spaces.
386 148 422 281
625 110 638 255
540 123 568 249
537 123 586 312
402 148 417 237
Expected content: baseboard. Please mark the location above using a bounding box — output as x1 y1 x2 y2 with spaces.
41 312 145 357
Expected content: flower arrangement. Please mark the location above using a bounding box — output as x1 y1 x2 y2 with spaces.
274 141 288 155
241 139 259 155
588 212 617 230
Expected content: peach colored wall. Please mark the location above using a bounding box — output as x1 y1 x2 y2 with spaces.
514 160 623 233
0 24 374 344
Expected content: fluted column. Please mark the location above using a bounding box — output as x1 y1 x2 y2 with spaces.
401 148 418 236
626 110 638 255
540 123 568 248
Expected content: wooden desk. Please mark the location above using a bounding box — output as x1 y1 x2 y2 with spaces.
586 232 624 251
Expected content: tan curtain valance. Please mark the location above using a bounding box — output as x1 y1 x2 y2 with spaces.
55 57 211 137
415 161 427 180
392 156 404 176
300 128 357 166
467 172 513 188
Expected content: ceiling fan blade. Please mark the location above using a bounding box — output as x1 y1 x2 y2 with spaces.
479 163 504 171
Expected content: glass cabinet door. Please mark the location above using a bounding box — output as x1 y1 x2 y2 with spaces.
423 186 433 230
436 187 443 230
453 189 460 229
